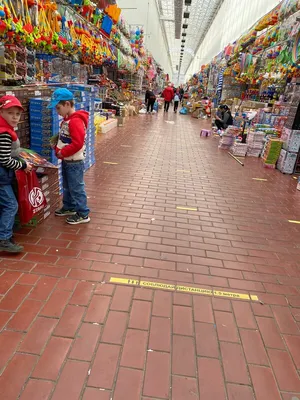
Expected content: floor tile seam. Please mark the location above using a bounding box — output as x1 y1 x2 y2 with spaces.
209 291 229 399
0 281 42 333
268 305 300 385
140 284 156 399
87 283 137 398
30 282 99 396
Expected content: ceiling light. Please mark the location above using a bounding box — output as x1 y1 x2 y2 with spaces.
181 45 184 48
182 33 187 37
182 24 188 29
182 39 186 43
184 12 190 18
185 0 192 5
174 0 183 40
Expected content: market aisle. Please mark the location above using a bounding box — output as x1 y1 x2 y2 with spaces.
1 112 300 399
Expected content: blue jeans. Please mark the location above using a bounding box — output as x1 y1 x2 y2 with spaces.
0 185 18 240
62 161 89 217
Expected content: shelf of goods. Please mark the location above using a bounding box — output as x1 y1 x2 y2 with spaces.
221 77 246 101
29 84 98 192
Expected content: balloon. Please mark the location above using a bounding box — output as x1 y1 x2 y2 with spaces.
136 30 140 35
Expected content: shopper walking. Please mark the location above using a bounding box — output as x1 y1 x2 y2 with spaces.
49 88 90 225
174 91 180 113
162 83 174 112
179 85 184 102
145 88 156 114
0 95 32 253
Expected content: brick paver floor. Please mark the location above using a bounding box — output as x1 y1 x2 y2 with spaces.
1 112 300 399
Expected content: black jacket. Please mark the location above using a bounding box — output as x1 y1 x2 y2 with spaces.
145 90 156 103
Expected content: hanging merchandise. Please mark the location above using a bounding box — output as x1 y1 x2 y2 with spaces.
117 15 130 38
0 0 122 75
239 29 257 51
255 5 280 31
130 25 145 58
278 0 300 21
292 31 300 66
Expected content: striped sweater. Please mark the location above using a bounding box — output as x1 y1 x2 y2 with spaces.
0 134 26 170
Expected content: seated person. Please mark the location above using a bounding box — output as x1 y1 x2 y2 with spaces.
215 105 233 130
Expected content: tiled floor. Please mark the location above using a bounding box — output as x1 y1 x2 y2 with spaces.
1 111 300 399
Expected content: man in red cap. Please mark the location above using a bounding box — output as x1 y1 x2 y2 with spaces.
0 95 32 253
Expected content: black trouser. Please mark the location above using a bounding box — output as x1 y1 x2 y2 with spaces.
174 101 179 112
147 99 155 112
215 119 225 130
164 101 170 112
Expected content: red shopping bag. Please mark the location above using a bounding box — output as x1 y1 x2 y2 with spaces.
15 170 47 224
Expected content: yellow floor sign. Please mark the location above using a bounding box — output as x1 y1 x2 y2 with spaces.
176 206 198 211
109 277 259 302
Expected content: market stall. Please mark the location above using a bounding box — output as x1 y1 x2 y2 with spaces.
0 0 166 227
187 0 300 176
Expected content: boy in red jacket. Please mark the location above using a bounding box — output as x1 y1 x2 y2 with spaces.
49 88 90 225
0 95 32 253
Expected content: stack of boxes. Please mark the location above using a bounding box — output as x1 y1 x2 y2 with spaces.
218 126 240 150
29 98 60 165
28 97 63 225
246 131 266 157
277 148 298 174
29 166 61 227
230 142 248 157
277 127 300 174
284 81 300 131
29 98 63 195
278 80 300 174
0 86 52 148
262 138 283 168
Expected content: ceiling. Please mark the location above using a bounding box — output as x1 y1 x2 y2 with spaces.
157 0 224 77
